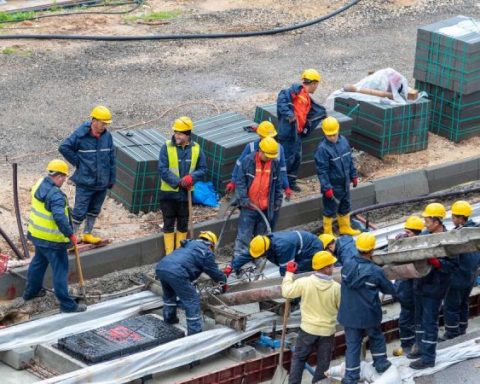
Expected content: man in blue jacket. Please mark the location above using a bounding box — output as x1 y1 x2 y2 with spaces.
156 231 226 335
158 116 207 255
315 116 360 236
23 160 86 313
225 121 292 200
318 234 357 266
276 69 326 192
409 203 459 369
233 137 283 264
441 201 480 340
225 230 324 277
59 106 115 245
338 232 396 384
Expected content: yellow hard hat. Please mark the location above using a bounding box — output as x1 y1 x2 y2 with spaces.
451 200 473 217
318 234 336 249
172 116 194 132
47 159 69 175
198 231 218 246
404 216 424 231
90 105 112 124
312 251 337 270
322 117 340 135
249 235 270 258
422 203 446 219
256 121 277 138
301 68 321 83
259 137 279 159
355 232 376 252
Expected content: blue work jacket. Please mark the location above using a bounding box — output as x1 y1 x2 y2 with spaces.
338 255 396 329
59 122 115 190
334 235 357 266
231 140 289 189
158 136 207 202
156 239 226 283
451 220 480 289
235 152 283 221
315 135 357 193
276 83 326 142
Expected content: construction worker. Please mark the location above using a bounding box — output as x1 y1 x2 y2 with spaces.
276 69 326 192
232 137 283 262
23 160 87 313
282 251 340 384
442 201 480 340
338 233 396 384
315 116 360 236
226 230 324 277
225 121 292 200
409 203 459 369
392 215 424 357
59 106 115 244
318 234 357 266
155 231 226 335
158 116 207 255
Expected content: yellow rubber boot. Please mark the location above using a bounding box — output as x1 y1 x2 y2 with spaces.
163 232 175 255
81 233 102 244
175 231 188 249
338 214 361 236
323 216 334 235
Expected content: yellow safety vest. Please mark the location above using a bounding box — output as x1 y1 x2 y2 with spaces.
160 140 200 192
28 178 70 243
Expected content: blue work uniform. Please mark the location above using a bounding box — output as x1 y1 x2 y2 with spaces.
334 235 357 266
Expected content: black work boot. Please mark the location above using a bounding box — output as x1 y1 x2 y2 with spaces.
410 359 435 370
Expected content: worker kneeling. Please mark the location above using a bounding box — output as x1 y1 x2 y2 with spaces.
282 251 340 384
155 231 226 335
338 233 396 384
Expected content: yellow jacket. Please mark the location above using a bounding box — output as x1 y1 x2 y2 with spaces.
282 272 340 336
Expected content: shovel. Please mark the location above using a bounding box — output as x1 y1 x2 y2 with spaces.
187 189 194 239
73 244 87 301
272 299 291 384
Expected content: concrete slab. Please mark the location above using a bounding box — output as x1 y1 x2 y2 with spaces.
374 170 429 203
351 182 376 210
0 361 37 384
36 344 86 374
0 346 34 370
425 156 480 193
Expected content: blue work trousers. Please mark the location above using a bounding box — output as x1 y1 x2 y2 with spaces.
444 286 473 338
72 185 108 223
156 269 201 335
23 245 78 312
233 208 269 258
281 135 302 187
342 326 389 384
399 303 416 348
414 295 442 365
322 187 351 217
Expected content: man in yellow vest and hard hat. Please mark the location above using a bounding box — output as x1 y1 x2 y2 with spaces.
59 105 115 244
23 160 87 313
158 116 207 255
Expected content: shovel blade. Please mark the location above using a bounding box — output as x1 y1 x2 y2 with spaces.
271 366 288 384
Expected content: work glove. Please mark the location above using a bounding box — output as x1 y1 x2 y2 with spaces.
179 175 193 190
223 265 233 278
222 283 229 293
352 176 358 188
324 188 334 199
286 261 297 273
225 182 236 193
427 257 441 269
284 187 293 201
69 234 78 246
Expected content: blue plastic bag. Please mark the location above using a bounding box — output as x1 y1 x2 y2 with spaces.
192 181 219 207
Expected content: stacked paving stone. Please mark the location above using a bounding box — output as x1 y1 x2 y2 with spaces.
414 15 480 142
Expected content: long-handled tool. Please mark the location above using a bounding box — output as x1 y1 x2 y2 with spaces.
73 244 87 301
272 299 290 384
187 189 194 239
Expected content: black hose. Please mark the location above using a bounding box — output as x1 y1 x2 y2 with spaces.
12 163 29 260
0 225 25 260
0 0 361 41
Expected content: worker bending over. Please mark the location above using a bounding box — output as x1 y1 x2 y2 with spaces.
318 234 357 266
282 251 340 384
276 69 326 192
59 106 115 244
338 233 396 384
155 231 226 335
158 117 207 254
315 117 360 236
23 160 86 313
442 201 480 340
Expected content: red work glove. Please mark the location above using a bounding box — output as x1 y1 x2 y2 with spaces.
179 175 193 190
69 234 78 246
225 182 236 193
284 187 293 201
286 261 297 273
223 265 233 278
324 188 334 199
352 177 358 188
222 283 229 293
427 257 441 269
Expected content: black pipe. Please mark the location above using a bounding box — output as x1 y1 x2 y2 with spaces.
0 0 361 41
0 225 25 260
12 163 29 260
